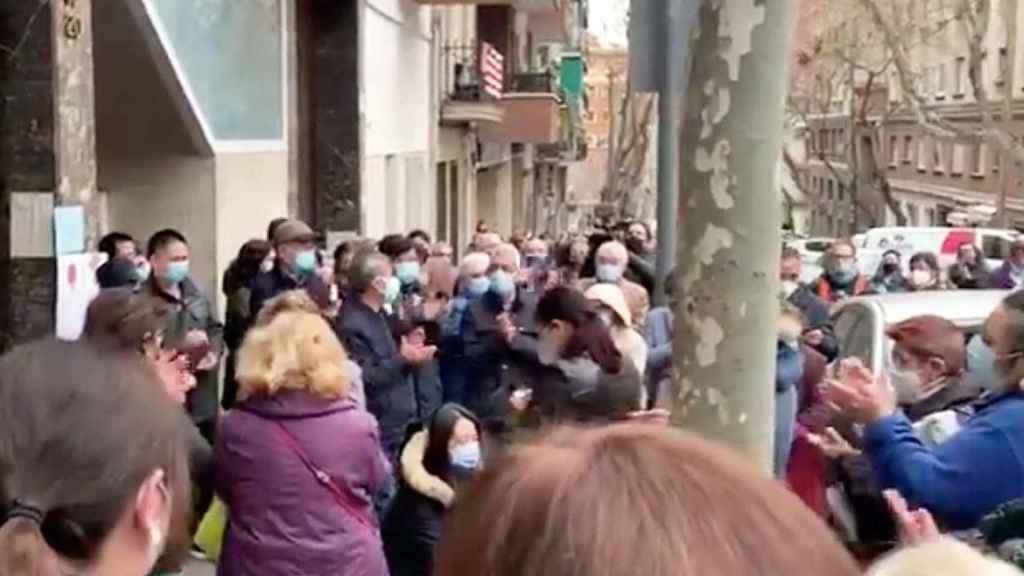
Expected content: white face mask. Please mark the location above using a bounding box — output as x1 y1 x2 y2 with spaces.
910 269 934 288
888 366 924 404
781 280 799 299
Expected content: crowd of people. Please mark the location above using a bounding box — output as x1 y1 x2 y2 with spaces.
2 218 1024 575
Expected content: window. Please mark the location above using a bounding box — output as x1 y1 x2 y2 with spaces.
994 150 1002 173
971 143 985 176
933 139 946 173
834 305 876 364
936 63 947 98
889 135 900 165
839 182 846 202
918 138 928 171
926 208 936 226
984 236 1011 260
828 179 834 201
954 57 966 96
903 135 914 163
952 143 965 176
908 204 920 226
998 47 1008 86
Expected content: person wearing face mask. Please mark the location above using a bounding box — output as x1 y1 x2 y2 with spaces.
949 242 992 290
822 316 979 555
0 340 192 576
868 250 909 295
337 251 437 474
814 240 869 303
579 241 650 331
823 292 1024 531
556 236 591 287
585 284 649 407
991 240 1024 290
143 229 223 446
906 252 947 292
457 245 542 435
380 234 426 317
513 286 643 425
439 252 493 407
221 239 273 410
382 404 484 576
250 219 331 319
780 247 839 361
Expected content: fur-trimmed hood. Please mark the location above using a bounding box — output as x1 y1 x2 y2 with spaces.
400 430 455 508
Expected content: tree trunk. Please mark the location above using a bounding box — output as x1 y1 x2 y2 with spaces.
672 0 798 473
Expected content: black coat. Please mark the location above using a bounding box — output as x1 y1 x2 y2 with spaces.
249 265 330 319
382 480 446 576
335 297 415 460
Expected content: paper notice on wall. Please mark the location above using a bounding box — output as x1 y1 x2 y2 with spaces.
56 253 108 341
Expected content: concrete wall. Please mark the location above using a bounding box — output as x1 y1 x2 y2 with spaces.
363 0 435 237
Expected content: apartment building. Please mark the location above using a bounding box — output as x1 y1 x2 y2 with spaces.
796 0 1024 237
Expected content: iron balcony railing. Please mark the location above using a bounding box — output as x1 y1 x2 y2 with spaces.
441 43 501 103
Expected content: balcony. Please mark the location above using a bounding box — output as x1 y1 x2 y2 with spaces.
478 71 561 144
440 45 506 126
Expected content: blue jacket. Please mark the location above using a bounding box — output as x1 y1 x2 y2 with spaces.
864 391 1024 530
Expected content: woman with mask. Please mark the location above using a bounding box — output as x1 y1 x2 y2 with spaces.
822 292 1024 532
222 239 273 409
513 287 642 424
907 252 947 292
814 315 979 557
0 340 193 576
382 404 484 576
869 250 909 295
585 284 649 407
949 242 992 290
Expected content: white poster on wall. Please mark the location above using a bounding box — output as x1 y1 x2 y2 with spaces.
56 253 107 341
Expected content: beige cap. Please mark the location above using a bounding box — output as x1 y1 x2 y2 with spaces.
584 283 632 327
273 219 315 246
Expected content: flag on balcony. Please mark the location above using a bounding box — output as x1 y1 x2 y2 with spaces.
481 42 504 100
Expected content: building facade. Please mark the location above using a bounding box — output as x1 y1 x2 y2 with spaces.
794 0 1024 238
0 0 588 348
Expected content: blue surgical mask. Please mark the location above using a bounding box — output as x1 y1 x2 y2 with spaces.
294 250 318 277
965 334 1001 393
384 276 402 303
490 270 516 299
450 441 482 473
395 261 421 286
467 276 491 297
136 261 152 283
596 264 624 284
161 261 189 285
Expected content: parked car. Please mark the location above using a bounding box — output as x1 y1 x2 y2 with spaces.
832 290 1009 376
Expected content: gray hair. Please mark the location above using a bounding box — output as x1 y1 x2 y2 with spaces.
349 251 392 294
597 241 628 263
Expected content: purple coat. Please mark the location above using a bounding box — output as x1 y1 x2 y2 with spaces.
990 261 1021 290
216 391 391 576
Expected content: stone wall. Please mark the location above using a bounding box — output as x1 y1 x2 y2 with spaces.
0 0 57 350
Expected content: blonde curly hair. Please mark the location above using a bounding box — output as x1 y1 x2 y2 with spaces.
237 291 350 401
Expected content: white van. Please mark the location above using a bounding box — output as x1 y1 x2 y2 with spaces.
857 227 1019 270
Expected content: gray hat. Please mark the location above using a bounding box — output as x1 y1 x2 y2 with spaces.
273 219 315 246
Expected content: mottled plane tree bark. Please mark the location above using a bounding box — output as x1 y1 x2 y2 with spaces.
672 0 799 473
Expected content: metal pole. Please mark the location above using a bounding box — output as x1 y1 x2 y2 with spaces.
654 0 680 305
606 67 618 202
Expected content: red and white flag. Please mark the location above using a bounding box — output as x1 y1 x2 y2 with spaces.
481 42 504 99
